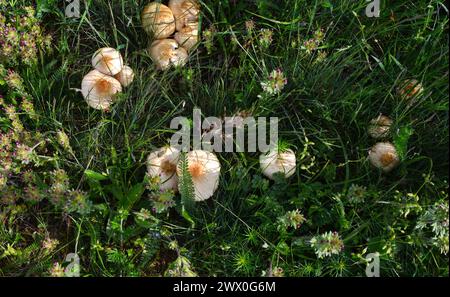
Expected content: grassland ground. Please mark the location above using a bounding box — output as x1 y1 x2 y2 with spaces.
0 0 448 277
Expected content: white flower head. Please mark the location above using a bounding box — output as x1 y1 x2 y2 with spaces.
260 69 288 96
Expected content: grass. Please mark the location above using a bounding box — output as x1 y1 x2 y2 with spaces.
0 0 448 277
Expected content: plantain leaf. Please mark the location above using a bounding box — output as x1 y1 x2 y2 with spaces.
120 183 145 211
84 169 108 181
394 125 414 161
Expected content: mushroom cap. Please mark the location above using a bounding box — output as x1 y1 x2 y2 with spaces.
368 142 400 173
115 65 135 87
142 2 176 39
259 149 297 179
91 47 124 76
175 22 199 51
177 150 221 202
368 115 393 139
260 149 296 180
169 0 200 31
147 147 180 192
149 39 188 70
397 79 424 100
81 69 122 110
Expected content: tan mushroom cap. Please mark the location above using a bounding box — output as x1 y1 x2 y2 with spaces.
397 79 424 100
142 2 176 39
91 47 124 76
260 149 297 180
177 150 221 202
114 65 135 87
81 69 122 110
368 115 393 139
175 22 199 52
149 39 188 70
169 0 200 31
147 147 180 192
368 142 400 173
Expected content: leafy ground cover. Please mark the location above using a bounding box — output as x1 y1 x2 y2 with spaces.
0 0 448 276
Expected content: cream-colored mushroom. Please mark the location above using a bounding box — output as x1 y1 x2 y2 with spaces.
91 47 124 76
149 39 188 70
147 147 180 192
397 79 424 100
177 150 221 202
260 149 296 180
81 69 122 110
142 2 176 39
175 23 199 51
114 65 135 87
368 115 393 139
169 0 200 31
368 142 400 173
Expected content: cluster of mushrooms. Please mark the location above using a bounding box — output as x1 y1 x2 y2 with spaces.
81 48 135 110
147 146 297 202
78 29 423 200
368 79 424 172
146 77 426 201
142 0 200 70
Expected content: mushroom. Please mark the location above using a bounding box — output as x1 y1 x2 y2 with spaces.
91 47 124 76
168 0 200 31
260 149 296 180
81 69 122 110
368 142 400 173
115 65 135 87
368 115 393 139
397 79 424 100
175 22 199 51
142 2 176 39
147 147 180 192
177 150 221 201
149 39 188 70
